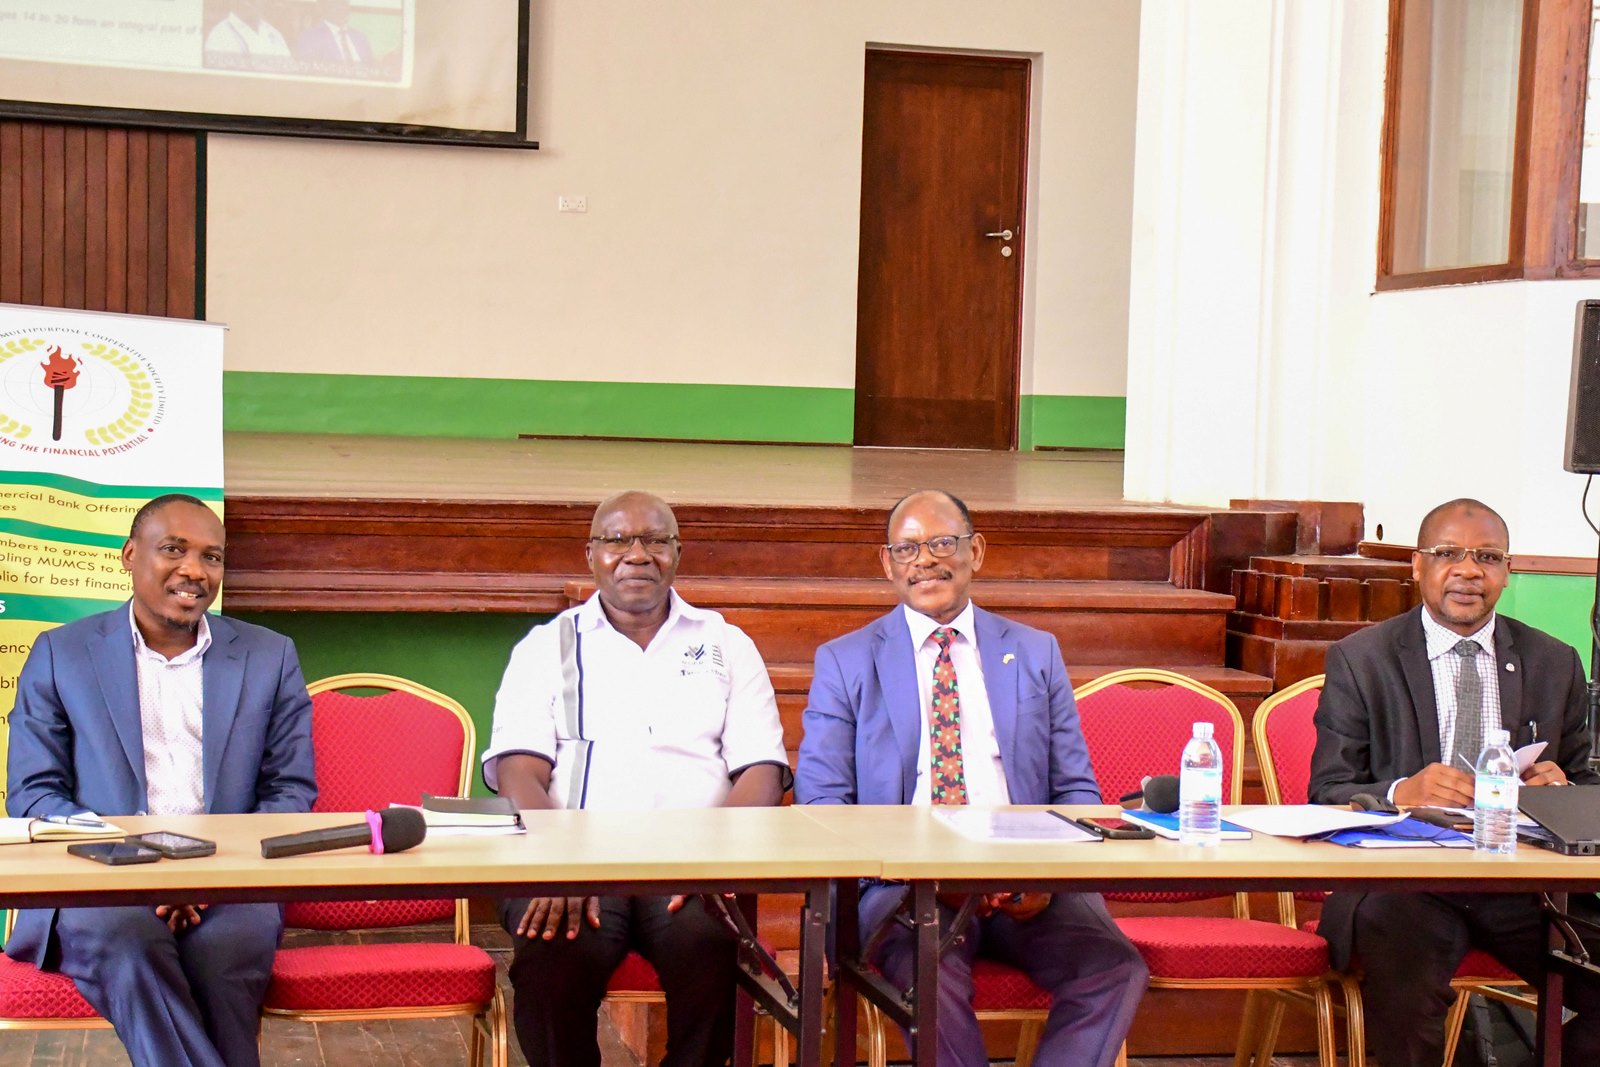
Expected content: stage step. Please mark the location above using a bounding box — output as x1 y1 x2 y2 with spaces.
563 576 1236 667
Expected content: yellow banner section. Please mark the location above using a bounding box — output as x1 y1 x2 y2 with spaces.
0 531 127 600
0 618 58 810
0 483 144 538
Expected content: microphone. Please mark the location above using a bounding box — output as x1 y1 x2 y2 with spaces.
261 807 426 859
1134 774 1181 814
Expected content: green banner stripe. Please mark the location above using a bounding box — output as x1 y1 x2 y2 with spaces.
0 592 125 623
0 472 222 502
0 519 125 549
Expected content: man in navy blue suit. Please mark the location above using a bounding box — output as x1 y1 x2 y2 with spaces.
797 489 1146 1067
6 494 317 1067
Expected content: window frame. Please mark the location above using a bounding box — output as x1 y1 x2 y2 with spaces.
1377 0 1595 290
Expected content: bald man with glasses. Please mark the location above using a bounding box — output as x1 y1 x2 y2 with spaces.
1310 497 1600 1067
481 491 790 1067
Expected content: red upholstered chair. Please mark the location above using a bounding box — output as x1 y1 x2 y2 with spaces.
0 910 110 1041
261 674 507 1067
1074 668 1355 1067
1253 674 1532 1067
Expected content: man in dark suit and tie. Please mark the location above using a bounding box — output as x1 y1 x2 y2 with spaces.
6 494 317 1067
293 0 374 66
1309 496 1600 1066
797 489 1146 1067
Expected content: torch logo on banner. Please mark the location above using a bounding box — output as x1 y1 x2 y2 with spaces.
40 346 81 442
0 332 166 457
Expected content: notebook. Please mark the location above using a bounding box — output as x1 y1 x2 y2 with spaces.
1519 784 1600 857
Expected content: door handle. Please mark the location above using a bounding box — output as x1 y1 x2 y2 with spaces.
984 229 1014 241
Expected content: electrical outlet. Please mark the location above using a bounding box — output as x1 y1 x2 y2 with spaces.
557 195 588 213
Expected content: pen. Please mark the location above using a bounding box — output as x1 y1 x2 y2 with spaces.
1529 721 1538 744
45 814 107 828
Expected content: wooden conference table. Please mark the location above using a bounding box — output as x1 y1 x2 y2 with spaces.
4 806 1600 1066
800 805 1600 1067
0 808 880 1067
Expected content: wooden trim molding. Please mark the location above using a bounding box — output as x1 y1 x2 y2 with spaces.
1359 541 1596 576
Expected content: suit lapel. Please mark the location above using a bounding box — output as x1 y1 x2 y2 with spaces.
974 607 1017 778
871 611 923 804
1397 609 1443 764
201 616 245 812
1494 620 1523 736
90 608 148 804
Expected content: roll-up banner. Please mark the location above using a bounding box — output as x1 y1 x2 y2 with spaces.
0 303 224 812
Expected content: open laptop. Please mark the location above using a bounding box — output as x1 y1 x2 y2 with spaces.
1519 784 1600 856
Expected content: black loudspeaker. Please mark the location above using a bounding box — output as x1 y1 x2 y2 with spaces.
1568 299 1600 474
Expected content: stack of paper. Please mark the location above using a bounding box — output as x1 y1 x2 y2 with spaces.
933 809 1097 843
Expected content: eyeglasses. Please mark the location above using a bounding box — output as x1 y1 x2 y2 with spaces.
588 534 679 556
1416 545 1510 567
884 533 974 565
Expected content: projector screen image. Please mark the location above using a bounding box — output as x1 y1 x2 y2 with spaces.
0 0 523 138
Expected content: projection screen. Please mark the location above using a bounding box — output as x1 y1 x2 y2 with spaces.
0 0 532 147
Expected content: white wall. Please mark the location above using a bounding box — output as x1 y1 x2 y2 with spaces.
1124 0 1597 558
205 1 1139 397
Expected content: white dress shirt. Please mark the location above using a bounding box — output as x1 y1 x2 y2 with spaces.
901 602 1010 806
482 591 787 811
1387 609 1503 800
129 603 210 816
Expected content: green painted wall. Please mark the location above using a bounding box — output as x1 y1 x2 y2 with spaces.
223 371 1127 450
228 610 549 797
1499 572 1597 674
1020 394 1127 450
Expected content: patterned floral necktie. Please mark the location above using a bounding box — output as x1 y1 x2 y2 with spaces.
927 627 969 805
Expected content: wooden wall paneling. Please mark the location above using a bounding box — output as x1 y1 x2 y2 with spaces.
84 126 107 309
40 124 65 307
145 132 168 317
0 123 21 303
62 125 86 308
125 129 149 313
166 136 197 318
19 121 43 305
105 128 128 312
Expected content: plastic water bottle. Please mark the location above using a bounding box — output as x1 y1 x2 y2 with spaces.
1473 727 1519 854
1179 721 1223 847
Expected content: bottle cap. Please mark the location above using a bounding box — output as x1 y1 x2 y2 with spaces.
1193 722 1213 740
1486 727 1510 747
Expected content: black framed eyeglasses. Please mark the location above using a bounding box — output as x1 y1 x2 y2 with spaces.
884 533 974 565
588 534 679 556
1417 544 1510 567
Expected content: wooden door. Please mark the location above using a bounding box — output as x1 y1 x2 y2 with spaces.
854 51 1029 450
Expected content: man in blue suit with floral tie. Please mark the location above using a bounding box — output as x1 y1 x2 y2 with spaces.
796 489 1146 1067
6 494 317 1067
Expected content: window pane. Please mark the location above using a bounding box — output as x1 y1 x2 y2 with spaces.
1390 0 1522 273
1578 7 1600 259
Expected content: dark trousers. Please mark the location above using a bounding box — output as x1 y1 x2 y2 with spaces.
53 902 282 1067
861 885 1148 1067
499 894 738 1067
1352 890 1600 1067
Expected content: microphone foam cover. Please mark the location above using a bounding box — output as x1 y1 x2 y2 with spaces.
1142 774 1181 814
377 806 427 853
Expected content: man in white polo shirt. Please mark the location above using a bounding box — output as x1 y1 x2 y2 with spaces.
482 490 789 1067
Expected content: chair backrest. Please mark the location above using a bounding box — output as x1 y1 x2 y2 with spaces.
1073 669 1246 907
1073 669 1245 805
287 673 475 931
1252 674 1327 923
1253 674 1325 806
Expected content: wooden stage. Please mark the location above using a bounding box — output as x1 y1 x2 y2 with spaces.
223 433 1139 509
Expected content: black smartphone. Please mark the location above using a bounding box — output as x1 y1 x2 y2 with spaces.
1075 816 1157 840
66 841 162 865
126 832 217 859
